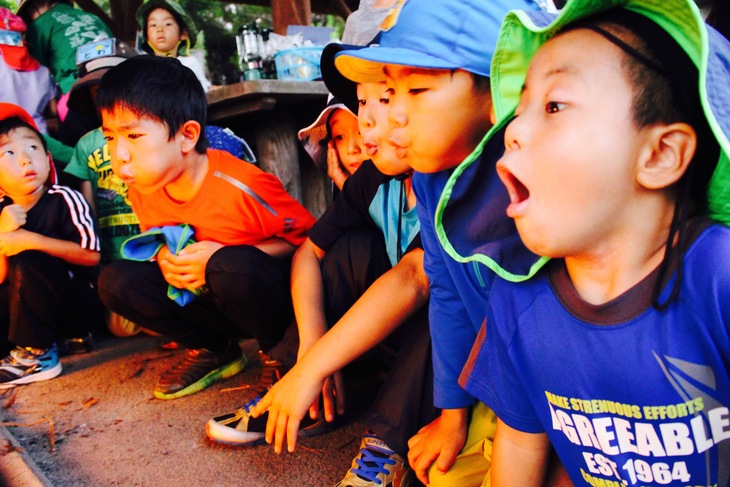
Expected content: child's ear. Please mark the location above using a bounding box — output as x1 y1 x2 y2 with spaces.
636 122 697 190
180 30 189 41
178 120 201 154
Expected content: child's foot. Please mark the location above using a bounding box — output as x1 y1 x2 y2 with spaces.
336 434 412 487
205 395 333 445
0 344 62 388
153 341 246 400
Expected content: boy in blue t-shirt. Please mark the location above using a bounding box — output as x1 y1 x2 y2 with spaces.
440 0 730 484
331 0 546 485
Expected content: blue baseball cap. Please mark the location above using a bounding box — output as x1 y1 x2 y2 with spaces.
334 0 543 83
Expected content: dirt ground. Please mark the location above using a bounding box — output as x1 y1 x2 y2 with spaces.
0 334 367 486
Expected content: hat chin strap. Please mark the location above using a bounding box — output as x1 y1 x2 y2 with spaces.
149 39 188 57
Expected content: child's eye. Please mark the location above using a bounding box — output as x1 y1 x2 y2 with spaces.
545 101 567 114
333 134 344 142
408 88 427 95
358 99 366 107
104 135 114 142
1 150 13 157
128 134 141 140
379 97 390 105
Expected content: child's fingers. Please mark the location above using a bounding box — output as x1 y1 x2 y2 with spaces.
321 377 337 422
286 417 300 453
264 407 278 445
309 402 319 421
333 372 346 415
273 412 292 454
251 392 271 417
436 448 459 474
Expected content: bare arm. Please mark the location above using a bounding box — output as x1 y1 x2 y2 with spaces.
290 238 329 354
0 229 100 267
255 237 297 259
491 419 550 487
254 248 430 453
295 248 428 379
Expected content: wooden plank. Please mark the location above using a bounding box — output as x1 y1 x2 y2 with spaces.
110 0 143 45
207 80 329 106
271 0 311 34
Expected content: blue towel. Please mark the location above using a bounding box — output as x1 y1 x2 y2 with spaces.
121 224 208 306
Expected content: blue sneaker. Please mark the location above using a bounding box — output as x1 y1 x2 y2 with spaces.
336 434 411 487
0 344 62 388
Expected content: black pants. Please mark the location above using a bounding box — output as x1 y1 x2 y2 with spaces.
272 229 437 457
98 245 293 353
0 251 102 354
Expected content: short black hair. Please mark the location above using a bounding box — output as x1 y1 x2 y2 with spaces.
95 56 208 154
0 116 49 153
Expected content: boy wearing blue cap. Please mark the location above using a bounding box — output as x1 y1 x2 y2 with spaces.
441 0 730 484
210 72 434 485
332 0 548 485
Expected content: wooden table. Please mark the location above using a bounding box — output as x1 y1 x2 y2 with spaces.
207 80 331 217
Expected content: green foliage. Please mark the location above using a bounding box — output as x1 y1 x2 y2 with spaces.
0 0 17 10
177 0 275 84
78 1 348 84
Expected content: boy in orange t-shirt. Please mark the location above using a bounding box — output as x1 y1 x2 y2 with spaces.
96 56 315 400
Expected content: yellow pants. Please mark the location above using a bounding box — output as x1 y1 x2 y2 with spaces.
427 402 497 487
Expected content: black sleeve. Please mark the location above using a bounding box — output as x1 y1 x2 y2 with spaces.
405 232 423 254
309 160 391 252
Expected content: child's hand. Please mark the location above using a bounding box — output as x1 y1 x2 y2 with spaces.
0 228 34 256
158 241 223 290
326 140 349 190
251 363 334 454
0 204 26 233
319 370 345 425
407 408 468 485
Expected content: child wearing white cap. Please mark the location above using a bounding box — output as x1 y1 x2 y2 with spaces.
298 98 367 191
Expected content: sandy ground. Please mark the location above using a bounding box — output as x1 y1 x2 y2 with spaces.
0 334 368 486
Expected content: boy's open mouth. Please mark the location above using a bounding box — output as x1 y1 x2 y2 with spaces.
498 167 530 216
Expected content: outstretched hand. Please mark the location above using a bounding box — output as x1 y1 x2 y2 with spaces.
251 363 344 454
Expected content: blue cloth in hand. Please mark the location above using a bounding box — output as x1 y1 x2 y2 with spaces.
120 224 208 306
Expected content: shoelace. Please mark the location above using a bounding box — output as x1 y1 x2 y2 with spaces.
242 395 262 414
351 445 397 483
